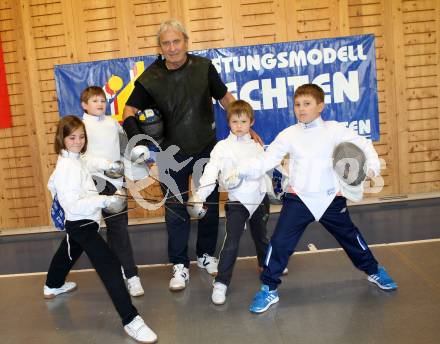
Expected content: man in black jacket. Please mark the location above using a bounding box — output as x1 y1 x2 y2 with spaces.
122 19 234 291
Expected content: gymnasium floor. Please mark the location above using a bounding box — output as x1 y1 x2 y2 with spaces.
0 198 439 343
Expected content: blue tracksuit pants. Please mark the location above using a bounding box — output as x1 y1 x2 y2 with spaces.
262 193 378 289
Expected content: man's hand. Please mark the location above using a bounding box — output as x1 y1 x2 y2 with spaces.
249 128 264 146
122 105 139 120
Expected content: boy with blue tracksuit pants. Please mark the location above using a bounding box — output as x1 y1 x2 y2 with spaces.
233 84 397 314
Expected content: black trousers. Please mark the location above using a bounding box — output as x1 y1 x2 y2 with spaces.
96 177 138 278
215 196 270 286
157 141 219 268
45 220 138 326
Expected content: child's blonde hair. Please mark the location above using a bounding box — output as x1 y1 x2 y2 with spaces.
54 115 87 154
226 100 254 122
294 84 324 104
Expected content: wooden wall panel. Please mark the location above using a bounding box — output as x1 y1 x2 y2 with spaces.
130 0 175 55
394 0 439 194
347 0 400 197
287 0 333 40
0 0 52 231
25 0 72 195
0 0 439 232
229 0 288 46
181 0 234 50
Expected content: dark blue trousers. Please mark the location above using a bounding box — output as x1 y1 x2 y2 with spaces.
262 194 378 289
215 196 270 286
158 141 219 268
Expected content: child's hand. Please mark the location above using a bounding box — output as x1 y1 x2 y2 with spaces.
249 128 264 146
104 195 119 208
223 169 243 190
366 169 375 180
191 193 203 205
103 191 127 214
187 194 206 219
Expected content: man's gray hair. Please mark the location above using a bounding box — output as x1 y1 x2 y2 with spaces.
157 19 189 45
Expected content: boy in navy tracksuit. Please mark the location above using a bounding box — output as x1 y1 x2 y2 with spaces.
232 84 397 314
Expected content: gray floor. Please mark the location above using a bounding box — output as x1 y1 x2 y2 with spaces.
0 198 440 343
0 242 439 343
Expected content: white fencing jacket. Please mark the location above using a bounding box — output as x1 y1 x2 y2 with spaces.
48 150 110 224
239 117 380 220
196 132 266 216
83 113 125 189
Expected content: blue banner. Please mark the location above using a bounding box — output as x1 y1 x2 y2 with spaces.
55 34 379 142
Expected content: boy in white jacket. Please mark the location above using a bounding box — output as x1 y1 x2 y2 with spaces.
192 100 270 305
81 86 144 297
232 84 397 314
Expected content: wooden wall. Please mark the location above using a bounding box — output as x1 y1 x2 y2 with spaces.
0 0 439 233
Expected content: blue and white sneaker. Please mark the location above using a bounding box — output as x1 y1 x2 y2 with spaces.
368 266 398 291
249 284 279 313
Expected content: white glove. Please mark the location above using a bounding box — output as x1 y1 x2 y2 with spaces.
103 195 119 208
130 145 150 164
222 169 243 190
187 194 206 219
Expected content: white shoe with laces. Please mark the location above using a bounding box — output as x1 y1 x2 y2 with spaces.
124 315 157 343
43 281 77 299
127 276 144 297
197 253 218 275
211 282 227 305
169 264 189 291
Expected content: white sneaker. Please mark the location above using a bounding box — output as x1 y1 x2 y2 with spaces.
197 253 218 275
127 276 144 297
211 282 227 305
169 264 189 291
124 315 157 343
43 281 77 299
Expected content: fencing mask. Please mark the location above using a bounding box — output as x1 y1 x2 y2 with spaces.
333 142 367 202
333 142 367 186
136 108 164 144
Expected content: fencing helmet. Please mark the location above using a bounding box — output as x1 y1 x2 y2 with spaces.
135 108 164 144
333 142 367 202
